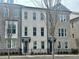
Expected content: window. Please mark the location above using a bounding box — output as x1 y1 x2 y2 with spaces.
41 41 44 49
7 21 16 34
7 0 14 4
61 28 64 36
65 29 66 36
41 13 44 20
65 42 68 48
58 28 66 37
33 12 36 20
72 23 74 28
24 12 28 19
59 15 66 22
72 34 74 38
58 29 61 36
6 39 16 48
33 41 37 49
58 41 61 48
33 27 36 36
11 40 16 48
25 27 27 36
12 24 16 34
6 40 11 48
3 7 9 17
41 27 44 36
14 9 20 17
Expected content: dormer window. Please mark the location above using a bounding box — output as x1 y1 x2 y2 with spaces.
59 15 66 22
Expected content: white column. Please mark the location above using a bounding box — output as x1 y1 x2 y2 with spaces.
21 42 24 54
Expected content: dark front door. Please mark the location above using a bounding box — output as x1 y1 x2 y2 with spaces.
49 41 52 53
24 41 28 53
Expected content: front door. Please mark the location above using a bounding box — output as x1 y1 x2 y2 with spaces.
24 41 28 53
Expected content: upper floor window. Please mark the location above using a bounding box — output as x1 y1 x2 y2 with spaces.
14 9 20 17
72 34 74 38
33 12 36 20
33 41 37 49
24 12 28 19
72 23 74 28
33 27 36 36
24 27 27 36
65 29 66 36
7 22 16 34
3 7 9 17
61 28 64 36
41 13 44 20
58 29 61 36
58 28 67 37
41 41 45 49
59 15 66 22
41 27 44 36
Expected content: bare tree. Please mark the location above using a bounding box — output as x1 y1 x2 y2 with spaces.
30 0 59 59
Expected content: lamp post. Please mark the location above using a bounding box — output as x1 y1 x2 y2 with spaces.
7 21 13 59
49 36 56 59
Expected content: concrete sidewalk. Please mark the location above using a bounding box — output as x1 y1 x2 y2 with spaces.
0 55 79 59
0 54 79 57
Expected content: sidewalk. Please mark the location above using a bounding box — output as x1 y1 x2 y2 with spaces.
0 54 79 57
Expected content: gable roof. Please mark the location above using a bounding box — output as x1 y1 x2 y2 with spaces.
52 3 70 12
70 17 79 23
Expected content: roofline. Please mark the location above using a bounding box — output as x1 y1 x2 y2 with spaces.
0 3 72 12
70 17 79 23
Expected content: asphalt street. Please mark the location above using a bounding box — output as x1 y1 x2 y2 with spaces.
0 55 79 59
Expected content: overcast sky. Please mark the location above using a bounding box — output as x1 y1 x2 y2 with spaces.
14 0 79 12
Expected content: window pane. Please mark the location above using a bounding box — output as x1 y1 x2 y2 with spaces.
24 12 28 19
65 29 66 36
12 29 16 34
41 28 44 36
58 29 61 36
3 7 8 17
61 28 64 36
33 41 37 49
65 42 68 48
41 41 44 49
25 27 27 36
33 12 36 20
33 27 36 36
7 29 11 34
41 13 44 20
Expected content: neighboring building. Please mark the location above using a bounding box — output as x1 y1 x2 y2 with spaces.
48 3 72 53
70 17 79 49
0 2 21 53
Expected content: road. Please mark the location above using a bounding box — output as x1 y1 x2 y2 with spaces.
0 55 79 59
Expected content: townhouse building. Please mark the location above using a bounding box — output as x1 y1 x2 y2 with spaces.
70 17 79 49
0 0 74 54
21 6 47 54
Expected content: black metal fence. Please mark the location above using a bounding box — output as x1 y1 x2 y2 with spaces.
0 48 20 55
0 48 78 55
